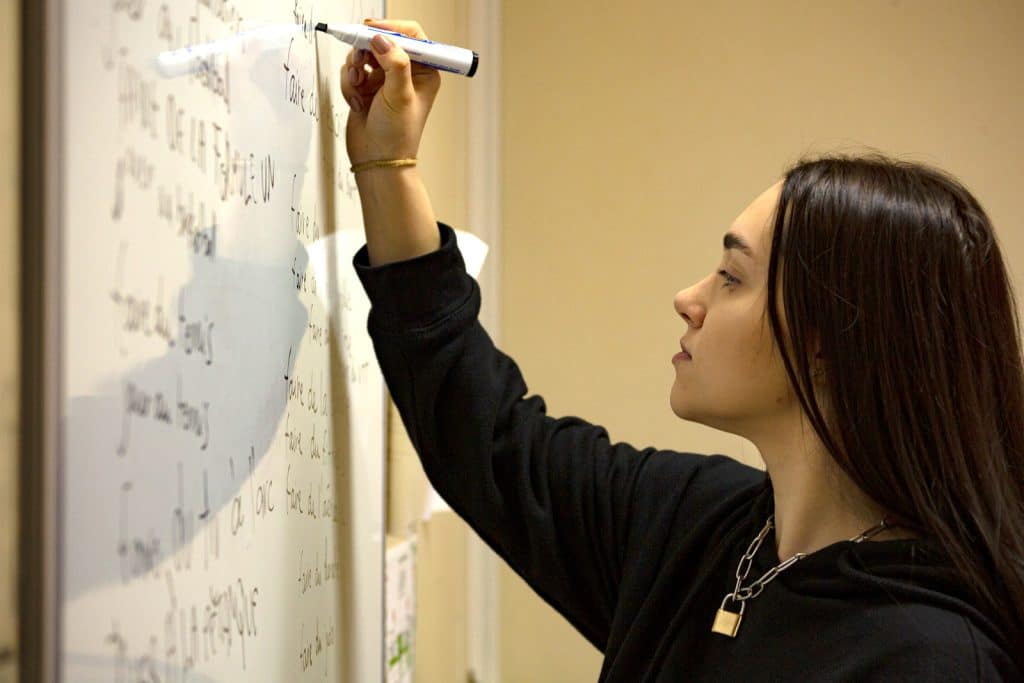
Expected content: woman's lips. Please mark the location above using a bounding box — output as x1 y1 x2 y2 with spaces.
674 338 692 363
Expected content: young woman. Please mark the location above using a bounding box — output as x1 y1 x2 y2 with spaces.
342 18 1023 680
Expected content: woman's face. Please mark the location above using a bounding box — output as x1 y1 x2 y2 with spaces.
670 181 799 435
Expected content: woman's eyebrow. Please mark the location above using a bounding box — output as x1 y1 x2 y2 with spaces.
723 231 754 258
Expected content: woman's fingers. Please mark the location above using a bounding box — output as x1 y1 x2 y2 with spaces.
341 49 386 112
352 51 385 93
365 33 416 110
365 63 386 87
348 50 367 86
343 18 441 114
340 61 357 105
354 48 381 74
362 18 438 77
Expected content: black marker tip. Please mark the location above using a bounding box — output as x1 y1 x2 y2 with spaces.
315 22 328 33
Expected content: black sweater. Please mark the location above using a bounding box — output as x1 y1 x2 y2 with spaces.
354 224 1019 681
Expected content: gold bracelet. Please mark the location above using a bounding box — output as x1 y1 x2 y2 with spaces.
350 158 417 173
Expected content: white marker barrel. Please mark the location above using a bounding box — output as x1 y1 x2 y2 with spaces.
317 23 479 77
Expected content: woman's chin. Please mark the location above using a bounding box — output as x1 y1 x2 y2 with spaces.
669 391 696 421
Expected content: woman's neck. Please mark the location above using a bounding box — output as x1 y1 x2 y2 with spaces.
750 421 912 560
767 451 893 559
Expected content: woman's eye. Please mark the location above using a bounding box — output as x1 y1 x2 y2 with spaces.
717 269 740 288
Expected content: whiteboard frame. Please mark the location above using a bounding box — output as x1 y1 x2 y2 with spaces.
20 0 63 679
466 1 503 681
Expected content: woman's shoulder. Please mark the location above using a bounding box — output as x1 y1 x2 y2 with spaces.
630 448 766 507
620 447 768 542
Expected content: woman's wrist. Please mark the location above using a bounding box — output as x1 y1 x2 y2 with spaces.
355 166 440 266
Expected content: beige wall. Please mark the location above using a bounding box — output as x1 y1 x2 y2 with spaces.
1 0 18 678
499 1 1024 680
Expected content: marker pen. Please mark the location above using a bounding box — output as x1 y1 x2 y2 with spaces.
315 23 479 78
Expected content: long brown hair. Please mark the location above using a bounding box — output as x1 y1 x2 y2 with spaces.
766 153 1024 651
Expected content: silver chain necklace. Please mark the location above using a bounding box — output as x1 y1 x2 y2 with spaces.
711 513 892 638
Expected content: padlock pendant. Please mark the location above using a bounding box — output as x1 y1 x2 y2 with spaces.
711 594 745 638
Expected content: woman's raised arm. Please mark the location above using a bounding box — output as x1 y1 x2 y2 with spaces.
341 18 442 266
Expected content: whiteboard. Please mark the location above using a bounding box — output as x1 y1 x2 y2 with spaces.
53 0 386 680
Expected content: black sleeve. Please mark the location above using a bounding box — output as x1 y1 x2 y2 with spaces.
353 223 751 648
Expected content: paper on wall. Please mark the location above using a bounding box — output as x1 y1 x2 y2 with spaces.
454 228 489 281
385 536 417 683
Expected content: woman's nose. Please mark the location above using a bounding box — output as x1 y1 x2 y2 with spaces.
674 284 705 328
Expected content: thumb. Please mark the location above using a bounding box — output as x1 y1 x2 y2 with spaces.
369 34 415 111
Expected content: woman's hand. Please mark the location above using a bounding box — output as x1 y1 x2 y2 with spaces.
338 19 442 265
340 19 443 166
